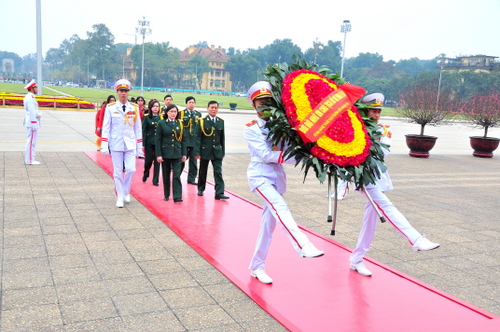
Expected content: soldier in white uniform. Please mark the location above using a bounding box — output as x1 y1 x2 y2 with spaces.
245 81 325 285
101 79 143 208
350 93 440 277
23 79 42 165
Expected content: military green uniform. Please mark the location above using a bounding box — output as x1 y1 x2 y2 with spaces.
179 108 202 183
155 119 187 200
194 115 225 195
142 114 160 185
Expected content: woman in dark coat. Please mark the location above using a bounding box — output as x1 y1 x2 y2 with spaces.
156 104 187 202
142 99 161 186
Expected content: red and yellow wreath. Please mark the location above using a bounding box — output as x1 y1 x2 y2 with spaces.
281 69 370 167
263 55 387 188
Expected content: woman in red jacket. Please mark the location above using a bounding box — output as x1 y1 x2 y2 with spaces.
95 95 115 151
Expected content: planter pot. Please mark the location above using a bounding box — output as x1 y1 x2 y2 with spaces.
229 103 237 111
405 134 438 158
469 136 500 158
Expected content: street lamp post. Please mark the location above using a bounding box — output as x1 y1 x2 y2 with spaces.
340 20 351 78
436 53 446 110
136 16 152 96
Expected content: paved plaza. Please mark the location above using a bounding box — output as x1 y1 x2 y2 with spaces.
0 106 499 331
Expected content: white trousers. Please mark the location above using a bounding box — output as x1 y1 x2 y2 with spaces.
350 186 422 264
25 128 38 164
249 182 310 270
111 150 136 200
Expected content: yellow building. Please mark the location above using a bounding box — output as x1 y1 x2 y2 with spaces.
444 55 499 73
179 45 232 92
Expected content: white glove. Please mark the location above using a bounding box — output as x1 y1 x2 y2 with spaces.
101 149 110 156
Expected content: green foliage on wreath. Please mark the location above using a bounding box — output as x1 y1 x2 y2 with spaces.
261 54 388 190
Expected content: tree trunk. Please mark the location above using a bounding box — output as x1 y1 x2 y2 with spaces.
420 124 425 136
484 126 489 138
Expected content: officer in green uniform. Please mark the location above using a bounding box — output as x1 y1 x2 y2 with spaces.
194 100 229 200
160 94 173 118
156 104 187 202
142 99 161 186
179 96 202 185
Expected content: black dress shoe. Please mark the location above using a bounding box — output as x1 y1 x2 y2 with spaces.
174 198 183 203
197 191 204 196
215 194 230 200
142 175 147 183
188 181 198 185
164 197 169 201
153 183 159 186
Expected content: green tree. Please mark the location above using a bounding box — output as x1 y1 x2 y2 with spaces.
225 54 261 91
265 39 302 65
396 58 423 76
349 52 383 69
86 23 117 80
187 54 211 89
304 40 342 73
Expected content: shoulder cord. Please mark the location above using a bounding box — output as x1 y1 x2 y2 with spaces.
199 118 215 137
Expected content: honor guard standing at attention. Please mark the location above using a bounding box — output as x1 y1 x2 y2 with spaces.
245 81 324 284
156 104 187 202
142 99 161 186
179 96 202 185
194 101 229 200
23 79 42 165
101 79 143 208
350 93 440 277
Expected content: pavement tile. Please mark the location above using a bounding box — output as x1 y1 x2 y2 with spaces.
0 304 63 331
121 311 185 332
3 245 47 260
91 250 135 266
76 222 113 232
2 270 53 290
2 257 50 274
113 292 170 316
80 230 121 243
96 262 146 280
41 223 79 235
173 304 236 330
2 286 58 310
46 242 89 256
59 297 118 324
240 319 288 332
190 268 230 286
176 256 215 271
103 276 156 297
128 248 173 261
136 259 183 275
56 280 109 302
148 270 199 291
204 283 251 303
52 265 102 285
63 317 127 332
160 286 216 309
220 299 276 323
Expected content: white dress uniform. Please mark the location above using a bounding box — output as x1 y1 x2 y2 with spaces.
245 117 315 271
101 101 143 201
23 89 41 164
350 123 422 264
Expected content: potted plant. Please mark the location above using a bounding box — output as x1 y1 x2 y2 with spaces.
460 93 500 158
398 82 454 158
229 102 237 111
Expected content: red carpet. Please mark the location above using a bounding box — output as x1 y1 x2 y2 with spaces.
86 151 499 332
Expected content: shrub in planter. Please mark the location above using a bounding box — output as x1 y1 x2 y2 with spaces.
460 93 500 158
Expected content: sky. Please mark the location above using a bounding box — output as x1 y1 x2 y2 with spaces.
1 0 499 62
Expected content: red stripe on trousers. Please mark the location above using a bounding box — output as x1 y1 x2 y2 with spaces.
256 187 303 249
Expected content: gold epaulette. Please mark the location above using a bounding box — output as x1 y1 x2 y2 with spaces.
107 102 116 106
131 102 138 106
246 120 257 127
217 116 224 121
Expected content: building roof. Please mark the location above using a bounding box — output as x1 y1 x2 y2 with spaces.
179 46 229 63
